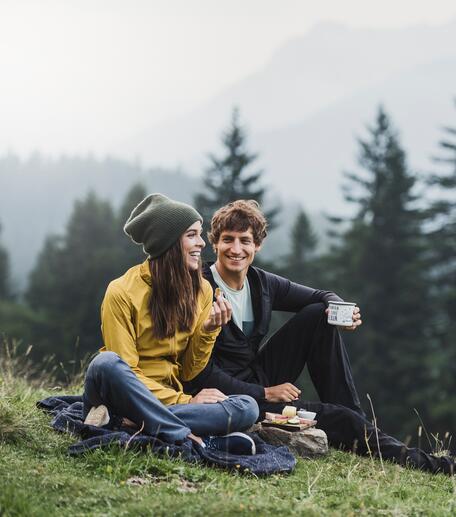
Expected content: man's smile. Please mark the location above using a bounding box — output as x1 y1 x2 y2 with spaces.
227 255 246 262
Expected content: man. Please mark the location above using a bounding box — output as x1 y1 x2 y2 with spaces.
184 199 455 475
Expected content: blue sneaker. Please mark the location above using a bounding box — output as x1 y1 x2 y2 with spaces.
202 432 256 455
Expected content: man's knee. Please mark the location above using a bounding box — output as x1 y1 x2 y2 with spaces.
298 302 326 319
292 303 326 330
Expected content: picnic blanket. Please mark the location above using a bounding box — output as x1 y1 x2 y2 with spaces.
37 395 296 476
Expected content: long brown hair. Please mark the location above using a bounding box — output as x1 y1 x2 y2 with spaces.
149 238 203 339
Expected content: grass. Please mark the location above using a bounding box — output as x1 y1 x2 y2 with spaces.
1 344 456 516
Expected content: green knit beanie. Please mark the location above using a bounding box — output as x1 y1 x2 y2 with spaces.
124 193 203 258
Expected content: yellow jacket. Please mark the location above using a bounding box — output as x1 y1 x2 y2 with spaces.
100 260 219 405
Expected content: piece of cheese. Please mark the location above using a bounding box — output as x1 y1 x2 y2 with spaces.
282 405 297 418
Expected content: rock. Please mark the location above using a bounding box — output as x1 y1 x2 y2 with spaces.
250 424 328 457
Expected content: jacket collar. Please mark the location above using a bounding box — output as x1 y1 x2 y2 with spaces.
202 262 258 290
140 259 152 286
202 262 263 334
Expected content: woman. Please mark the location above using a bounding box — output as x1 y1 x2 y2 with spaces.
83 194 259 454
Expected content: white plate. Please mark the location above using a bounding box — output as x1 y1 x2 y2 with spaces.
297 410 317 420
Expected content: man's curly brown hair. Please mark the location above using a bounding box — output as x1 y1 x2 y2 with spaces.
208 200 268 248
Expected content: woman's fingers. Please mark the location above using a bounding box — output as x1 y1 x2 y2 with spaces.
212 295 233 327
192 388 228 404
212 301 221 326
203 388 227 399
202 295 233 332
199 396 216 403
222 299 232 324
209 396 225 403
215 294 232 325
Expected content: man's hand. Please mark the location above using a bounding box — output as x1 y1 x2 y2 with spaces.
343 306 362 331
189 388 228 404
325 306 363 331
264 383 301 402
202 294 232 332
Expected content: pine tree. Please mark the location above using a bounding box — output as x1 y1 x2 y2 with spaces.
0 221 10 299
425 99 456 432
331 107 432 437
26 192 122 364
283 208 320 286
195 107 278 259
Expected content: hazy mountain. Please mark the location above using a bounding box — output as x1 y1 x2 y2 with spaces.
3 20 456 288
253 57 456 211
117 20 456 212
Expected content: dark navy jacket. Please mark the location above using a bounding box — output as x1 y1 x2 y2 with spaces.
183 264 342 400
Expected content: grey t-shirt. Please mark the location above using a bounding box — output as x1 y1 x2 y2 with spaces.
210 264 254 337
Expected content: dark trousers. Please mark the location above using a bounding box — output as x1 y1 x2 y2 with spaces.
251 304 455 475
255 302 363 414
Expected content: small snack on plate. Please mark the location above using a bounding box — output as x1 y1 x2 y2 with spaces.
282 405 297 418
265 412 288 421
287 416 300 425
263 411 317 430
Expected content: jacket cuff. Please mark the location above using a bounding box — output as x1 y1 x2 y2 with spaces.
198 326 222 338
249 383 267 401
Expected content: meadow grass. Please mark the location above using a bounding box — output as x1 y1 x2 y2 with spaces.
1 344 456 516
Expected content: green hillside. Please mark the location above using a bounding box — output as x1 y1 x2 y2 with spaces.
1 347 455 517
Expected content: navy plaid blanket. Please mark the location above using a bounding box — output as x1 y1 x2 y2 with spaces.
37 395 296 476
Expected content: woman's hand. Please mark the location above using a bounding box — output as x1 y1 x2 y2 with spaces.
202 293 232 332
189 388 228 404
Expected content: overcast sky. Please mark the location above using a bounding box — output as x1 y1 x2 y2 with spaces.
1 0 456 157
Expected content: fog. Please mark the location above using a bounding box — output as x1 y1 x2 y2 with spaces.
1 0 455 157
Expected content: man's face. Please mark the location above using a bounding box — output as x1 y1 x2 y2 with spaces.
214 228 261 276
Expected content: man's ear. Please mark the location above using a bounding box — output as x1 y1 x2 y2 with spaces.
255 244 262 253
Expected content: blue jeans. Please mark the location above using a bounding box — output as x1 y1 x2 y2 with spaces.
83 352 259 443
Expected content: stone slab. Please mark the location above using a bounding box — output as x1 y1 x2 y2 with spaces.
250 423 328 457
